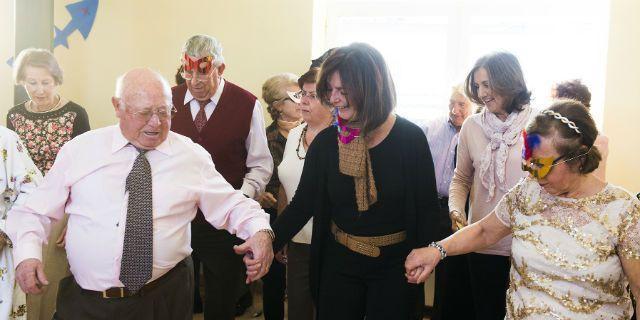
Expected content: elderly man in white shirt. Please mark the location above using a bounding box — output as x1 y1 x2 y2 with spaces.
7 68 274 320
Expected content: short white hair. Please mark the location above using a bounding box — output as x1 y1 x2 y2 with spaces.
114 68 172 110
182 34 225 67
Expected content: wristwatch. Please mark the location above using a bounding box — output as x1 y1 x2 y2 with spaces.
258 229 275 241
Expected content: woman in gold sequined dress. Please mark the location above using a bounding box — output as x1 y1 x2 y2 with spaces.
405 99 640 319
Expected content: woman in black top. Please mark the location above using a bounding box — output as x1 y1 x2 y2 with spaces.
272 43 442 319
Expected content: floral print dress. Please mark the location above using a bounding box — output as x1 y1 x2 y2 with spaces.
0 126 43 319
6 101 90 173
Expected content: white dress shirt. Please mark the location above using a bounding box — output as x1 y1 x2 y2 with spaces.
184 78 273 199
7 125 271 291
278 124 313 244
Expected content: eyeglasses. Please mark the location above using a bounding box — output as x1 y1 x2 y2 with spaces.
129 106 177 122
180 70 213 82
292 90 318 100
521 148 592 179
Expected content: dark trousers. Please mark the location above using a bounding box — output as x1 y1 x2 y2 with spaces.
467 253 510 320
192 222 245 320
317 238 421 320
262 259 286 320
287 242 314 320
261 207 285 319
54 257 193 320
432 200 475 320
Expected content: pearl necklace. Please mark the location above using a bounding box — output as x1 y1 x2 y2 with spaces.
28 95 62 113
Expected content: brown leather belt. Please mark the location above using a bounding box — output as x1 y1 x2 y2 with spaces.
330 222 406 257
81 259 186 298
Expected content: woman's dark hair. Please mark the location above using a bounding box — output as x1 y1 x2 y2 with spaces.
298 67 319 88
526 99 602 174
464 51 531 114
316 43 396 136
554 79 591 109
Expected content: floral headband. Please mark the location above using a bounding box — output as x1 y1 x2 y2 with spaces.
542 110 581 134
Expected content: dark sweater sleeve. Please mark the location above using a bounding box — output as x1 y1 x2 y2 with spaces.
412 126 443 247
272 130 329 251
71 105 91 137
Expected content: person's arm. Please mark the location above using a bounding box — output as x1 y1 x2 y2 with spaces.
195 150 273 282
276 184 287 215
71 105 91 138
406 183 516 284
241 100 274 199
617 200 640 313
272 131 326 251
621 258 640 315
405 212 510 283
412 127 444 246
448 121 474 229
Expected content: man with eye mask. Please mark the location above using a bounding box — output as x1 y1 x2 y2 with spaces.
170 35 273 320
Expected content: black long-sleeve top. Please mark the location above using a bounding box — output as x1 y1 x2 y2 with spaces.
273 116 442 302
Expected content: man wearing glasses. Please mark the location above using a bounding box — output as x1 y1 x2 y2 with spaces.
170 34 273 320
8 68 274 320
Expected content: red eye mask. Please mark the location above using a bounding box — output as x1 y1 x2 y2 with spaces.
182 53 214 74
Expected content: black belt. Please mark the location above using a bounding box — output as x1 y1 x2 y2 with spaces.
81 259 187 298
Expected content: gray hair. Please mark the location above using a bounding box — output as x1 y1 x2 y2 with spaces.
13 48 64 85
114 68 173 111
181 35 225 67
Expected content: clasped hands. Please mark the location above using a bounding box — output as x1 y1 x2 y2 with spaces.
404 246 442 284
233 230 275 284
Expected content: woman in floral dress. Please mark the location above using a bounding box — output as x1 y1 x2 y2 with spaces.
0 126 43 319
6 48 89 320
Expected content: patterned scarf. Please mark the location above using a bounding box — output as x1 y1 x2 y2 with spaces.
474 105 532 201
336 116 377 212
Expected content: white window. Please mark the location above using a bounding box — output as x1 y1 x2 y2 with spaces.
318 0 610 127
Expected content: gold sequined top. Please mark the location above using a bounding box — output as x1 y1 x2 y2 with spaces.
495 177 640 319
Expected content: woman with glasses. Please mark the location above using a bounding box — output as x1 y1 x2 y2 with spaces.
406 99 640 319
272 43 442 319
445 51 532 319
276 66 334 320
6 48 90 320
257 73 302 320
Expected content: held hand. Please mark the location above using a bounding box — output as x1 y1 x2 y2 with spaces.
233 231 274 283
404 247 441 284
450 210 468 232
257 192 277 209
16 258 49 294
56 225 68 248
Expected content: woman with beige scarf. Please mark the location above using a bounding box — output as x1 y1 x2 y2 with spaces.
272 43 442 319
447 51 532 319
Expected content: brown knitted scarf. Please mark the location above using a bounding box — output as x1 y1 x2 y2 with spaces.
338 135 377 211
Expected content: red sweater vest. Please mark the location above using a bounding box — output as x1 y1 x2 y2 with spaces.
170 81 256 189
